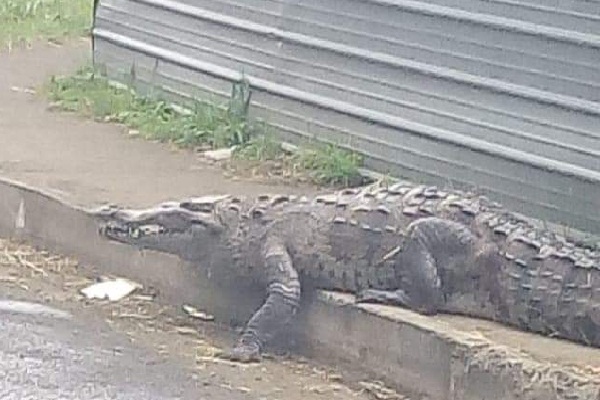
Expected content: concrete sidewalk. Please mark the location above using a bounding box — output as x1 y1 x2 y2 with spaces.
0 39 312 210
1 40 599 400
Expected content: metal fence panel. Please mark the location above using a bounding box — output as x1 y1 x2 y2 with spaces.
92 0 600 234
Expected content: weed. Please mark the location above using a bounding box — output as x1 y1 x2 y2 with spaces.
46 66 253 147
0 0 92 50
292 143 365 187
46 66 366 188
233 131 284 162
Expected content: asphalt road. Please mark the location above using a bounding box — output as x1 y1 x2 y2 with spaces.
0 300 247 400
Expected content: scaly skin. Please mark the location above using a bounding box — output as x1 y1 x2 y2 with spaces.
89 181 600 361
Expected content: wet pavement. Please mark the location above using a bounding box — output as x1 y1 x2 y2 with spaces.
0 300 246 399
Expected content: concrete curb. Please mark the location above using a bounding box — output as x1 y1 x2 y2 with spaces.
0 176 598 400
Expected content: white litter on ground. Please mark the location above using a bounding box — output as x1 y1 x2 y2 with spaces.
182 304 215 321
80 278 141 301
201 147 236 161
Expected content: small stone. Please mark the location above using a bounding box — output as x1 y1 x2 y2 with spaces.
327 373 343 382
308 385 327 394
237 386 251 393
202 147 236 161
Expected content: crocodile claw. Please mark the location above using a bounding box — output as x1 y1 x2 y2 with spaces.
223 343 262 363
355 288 411 308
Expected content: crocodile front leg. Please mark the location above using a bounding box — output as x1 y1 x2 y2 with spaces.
227 240 301 363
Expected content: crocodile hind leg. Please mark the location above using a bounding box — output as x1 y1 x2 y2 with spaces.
227 240 301 363
358 218 472 316
355 235 441 316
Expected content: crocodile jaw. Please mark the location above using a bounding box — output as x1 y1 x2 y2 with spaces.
90 204 225 256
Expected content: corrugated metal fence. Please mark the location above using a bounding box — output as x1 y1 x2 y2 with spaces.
91 0 600 234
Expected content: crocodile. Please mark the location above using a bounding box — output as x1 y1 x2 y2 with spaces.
89 181 600 362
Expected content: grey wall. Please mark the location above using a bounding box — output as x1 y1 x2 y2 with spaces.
92 0 600 234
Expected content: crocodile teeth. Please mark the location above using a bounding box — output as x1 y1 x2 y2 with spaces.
129 228 141 238
140 225 162 235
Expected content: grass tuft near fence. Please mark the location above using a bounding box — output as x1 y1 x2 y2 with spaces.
0 0 92 50
45 66 367 188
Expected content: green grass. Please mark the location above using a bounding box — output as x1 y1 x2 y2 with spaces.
291 143 365 187
233 132 284 162
46 66 366 187
0 0 92 50
46 66 255 148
